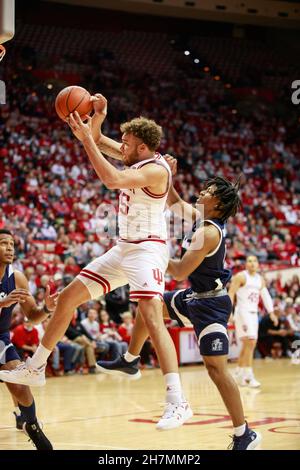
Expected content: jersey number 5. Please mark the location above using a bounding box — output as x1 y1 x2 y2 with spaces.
120 192 130 215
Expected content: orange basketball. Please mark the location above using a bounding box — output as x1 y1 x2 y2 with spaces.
55 86 93 121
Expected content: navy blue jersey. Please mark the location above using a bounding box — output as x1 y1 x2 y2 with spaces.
0 265 16 334
182 218 232 293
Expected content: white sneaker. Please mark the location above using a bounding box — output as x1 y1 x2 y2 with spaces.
236 375 248 387
0 359 46 387
156 402 193 431
245 377 261 388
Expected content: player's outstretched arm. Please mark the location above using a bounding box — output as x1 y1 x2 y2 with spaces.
91 94 123 161
164 154 200 223
167 224 220 281
69 111 167 190
14 271 58 324
167 184 200 224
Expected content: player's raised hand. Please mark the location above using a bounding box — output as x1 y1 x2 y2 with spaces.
164 154 177 176
68 111 93 142
91 94 107 120
0 289 30 308
44 284 59 313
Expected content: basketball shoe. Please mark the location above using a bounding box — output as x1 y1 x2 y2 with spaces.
23 421 53 450
96 355 141 380
228 423 261 450
156 401 193 431
0 360 46 386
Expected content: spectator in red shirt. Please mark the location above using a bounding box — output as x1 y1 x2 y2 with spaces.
11 319 39 360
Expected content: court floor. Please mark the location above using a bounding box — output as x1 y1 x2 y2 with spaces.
0 359 299 450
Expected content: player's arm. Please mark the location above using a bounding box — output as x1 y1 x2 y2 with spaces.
14 271 58 325
260 278 278 326
90 94 123 161
69 112 168 190
167 183 201 223
228 272 246 306
167 224 220 281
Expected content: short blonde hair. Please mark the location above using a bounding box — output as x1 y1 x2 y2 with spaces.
120 117 162 151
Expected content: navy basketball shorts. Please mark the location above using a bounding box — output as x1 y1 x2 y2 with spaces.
0 331 21 366
164 288 232 356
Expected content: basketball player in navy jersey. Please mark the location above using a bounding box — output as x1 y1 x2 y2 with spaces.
0 229 54 449
98 173 261 450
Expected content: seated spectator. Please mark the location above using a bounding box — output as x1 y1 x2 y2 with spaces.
117 311 154 367
65 314 97 374
11 319 39 360
286 306 300 340
99 309 127 357
258 307 294 358
80 308 110 359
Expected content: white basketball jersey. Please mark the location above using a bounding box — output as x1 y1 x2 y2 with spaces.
235 270 262 313
118 154 172 241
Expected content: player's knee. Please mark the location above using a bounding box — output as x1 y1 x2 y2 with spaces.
57 287 79 310
205 361 224 382
139 299 164 331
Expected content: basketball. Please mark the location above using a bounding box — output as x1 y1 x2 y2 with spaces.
55 85 93 121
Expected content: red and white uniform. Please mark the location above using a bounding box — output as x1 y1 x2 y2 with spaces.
77 154 171 301
234 270 262 340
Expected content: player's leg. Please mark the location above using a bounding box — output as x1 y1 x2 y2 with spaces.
10 392 24 429
240 337 260 387
196 302 261 450
96 302 172 378
236 313 260 387
203 354 261 450
0 246 126 386
2 360 52 449
138 296 193 430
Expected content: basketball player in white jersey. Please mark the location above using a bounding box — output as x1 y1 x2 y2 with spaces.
229 255 277 387
0 97 192 430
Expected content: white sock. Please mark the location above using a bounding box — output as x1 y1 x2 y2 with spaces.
164 372 182 404
14 406 21 416
124 351 139 362
28 344 52 369
244 367 253 378
234 422 246 437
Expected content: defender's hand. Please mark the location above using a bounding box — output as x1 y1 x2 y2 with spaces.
164 154 177 176
44 284 59 313
91 94 107 119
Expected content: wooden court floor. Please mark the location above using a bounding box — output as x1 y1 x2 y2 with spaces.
0 359 299 450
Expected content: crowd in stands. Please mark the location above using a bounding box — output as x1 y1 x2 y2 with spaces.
1 20 300 371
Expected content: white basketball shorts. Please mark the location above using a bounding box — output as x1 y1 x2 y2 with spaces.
234 308 259 340
77 240 169 301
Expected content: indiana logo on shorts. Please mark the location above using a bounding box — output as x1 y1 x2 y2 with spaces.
211 338 223 352
152 268 163 285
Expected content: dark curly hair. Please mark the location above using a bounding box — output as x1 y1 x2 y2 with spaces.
204 176 242 222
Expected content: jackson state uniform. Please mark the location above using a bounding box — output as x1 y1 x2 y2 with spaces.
164 219 232 356
0 265 20 365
